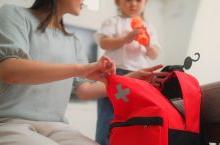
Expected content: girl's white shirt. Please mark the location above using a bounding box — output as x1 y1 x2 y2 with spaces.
96 15 161 71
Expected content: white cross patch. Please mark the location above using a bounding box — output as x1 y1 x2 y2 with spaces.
115 84 130 102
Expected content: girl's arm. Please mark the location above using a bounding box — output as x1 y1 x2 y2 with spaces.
0 57 110 85
146 45 159 60
145 22 160 60
75 81 106 100
100 30 139 50
100 36 125 50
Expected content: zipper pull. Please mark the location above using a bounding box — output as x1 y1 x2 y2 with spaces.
144 125 149 128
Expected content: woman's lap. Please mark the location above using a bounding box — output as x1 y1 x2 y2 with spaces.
0 118 99 145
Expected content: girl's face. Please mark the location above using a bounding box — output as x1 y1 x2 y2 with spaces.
116 0 147 17
58 0 84 16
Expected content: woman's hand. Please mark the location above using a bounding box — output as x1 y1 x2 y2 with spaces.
84 56 116 83
126 64 171 88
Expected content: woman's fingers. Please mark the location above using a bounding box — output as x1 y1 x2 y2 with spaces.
151 72 170 82
100 56 116 75
128 70 153 80
150 72 171 89
154 72 171 78
142 64 163 72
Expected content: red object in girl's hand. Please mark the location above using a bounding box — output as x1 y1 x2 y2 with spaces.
131 17 150 46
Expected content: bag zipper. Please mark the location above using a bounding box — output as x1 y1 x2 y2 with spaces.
110 117 163 131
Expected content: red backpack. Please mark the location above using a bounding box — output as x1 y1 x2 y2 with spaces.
106 71 201 145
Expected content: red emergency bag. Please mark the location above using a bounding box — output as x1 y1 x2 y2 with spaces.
106 71 201 145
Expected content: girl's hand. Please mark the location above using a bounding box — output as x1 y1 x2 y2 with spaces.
123 29 140 44
85 56 116 83
126 64 171 88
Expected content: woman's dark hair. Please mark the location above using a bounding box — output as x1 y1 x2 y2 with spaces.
31 0 69 35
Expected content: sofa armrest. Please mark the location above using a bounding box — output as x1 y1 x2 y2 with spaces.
201 82 220 142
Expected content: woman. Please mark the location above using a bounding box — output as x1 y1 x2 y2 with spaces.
0 0 168 145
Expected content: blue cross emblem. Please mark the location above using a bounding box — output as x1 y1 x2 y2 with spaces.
115 84 130 102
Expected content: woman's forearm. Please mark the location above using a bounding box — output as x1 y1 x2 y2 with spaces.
76 81 107 100
0 58 95 85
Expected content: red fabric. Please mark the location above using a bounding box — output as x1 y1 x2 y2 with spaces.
110 125 164 145
106 71 201 145
175 71 201 132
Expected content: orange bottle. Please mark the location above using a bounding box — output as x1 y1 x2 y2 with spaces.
131 17 150 46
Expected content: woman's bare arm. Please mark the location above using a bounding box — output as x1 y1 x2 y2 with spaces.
0 58 99 85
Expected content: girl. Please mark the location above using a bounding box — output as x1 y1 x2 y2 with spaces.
95 0 161 145
0 0 166 145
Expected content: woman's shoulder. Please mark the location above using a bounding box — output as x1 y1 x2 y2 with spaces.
0 4 24 15
0 4 34 35
0 4 27 21
0 4 36 30
0 4 17 10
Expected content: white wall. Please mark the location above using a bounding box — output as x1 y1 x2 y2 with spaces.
64 0 117 30
187 0 220 85
145 0 166 64
162 0 200 65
